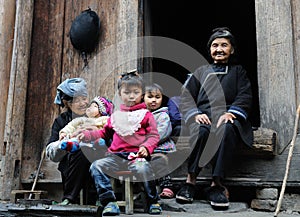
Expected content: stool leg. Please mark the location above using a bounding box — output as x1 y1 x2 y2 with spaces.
124 177 134 215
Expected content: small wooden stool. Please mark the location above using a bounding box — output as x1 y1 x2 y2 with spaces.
112 170 134 215
10 190 48 203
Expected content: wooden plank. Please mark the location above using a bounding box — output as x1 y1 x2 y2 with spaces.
1 0 34 200
291 0 300 106
0 0 16 194
10 190 47 203
255 0 296 152
0 0 16 159
21 0 66 188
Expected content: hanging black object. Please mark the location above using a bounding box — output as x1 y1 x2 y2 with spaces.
69 8 100 68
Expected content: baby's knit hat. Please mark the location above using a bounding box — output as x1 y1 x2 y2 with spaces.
91 96 113 116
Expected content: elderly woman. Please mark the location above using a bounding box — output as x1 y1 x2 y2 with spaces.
176 27 253 210
46 77 90 205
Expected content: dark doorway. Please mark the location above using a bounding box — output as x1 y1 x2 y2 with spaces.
145 0 260 127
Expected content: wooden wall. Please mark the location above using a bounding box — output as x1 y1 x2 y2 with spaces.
1 0 300 201
0 0 142 200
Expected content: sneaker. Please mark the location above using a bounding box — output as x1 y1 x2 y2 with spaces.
159 188 174 199
175 183 195 204
57 198 71 205
206 186 230 210
103 201 120 216
149 203 162 215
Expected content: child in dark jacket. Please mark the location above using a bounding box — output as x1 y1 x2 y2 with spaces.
144 83 176 199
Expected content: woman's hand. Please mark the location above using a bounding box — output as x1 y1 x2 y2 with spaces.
137 146 149 158
195 114 211 125
217 112 236 128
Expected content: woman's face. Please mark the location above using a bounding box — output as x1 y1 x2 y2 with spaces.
144 90 163 112
85 102 100 118
119 85 143 107
69 96 89 115
210 38 233 64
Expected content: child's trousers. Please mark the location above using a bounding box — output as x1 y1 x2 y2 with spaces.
90 153 159 206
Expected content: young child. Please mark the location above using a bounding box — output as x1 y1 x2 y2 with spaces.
76 71 162 215
58 96 113 153
167 74 192 137
144 83 176 199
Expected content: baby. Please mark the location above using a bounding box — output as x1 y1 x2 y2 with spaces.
59 96 113 152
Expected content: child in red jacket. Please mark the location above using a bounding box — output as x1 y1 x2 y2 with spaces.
76 71 162 215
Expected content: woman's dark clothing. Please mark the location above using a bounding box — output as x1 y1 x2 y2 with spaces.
47 110 91 203
181 63 253 177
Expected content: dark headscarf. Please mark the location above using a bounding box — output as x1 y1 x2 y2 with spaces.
207 27 236 49
54 78 88 106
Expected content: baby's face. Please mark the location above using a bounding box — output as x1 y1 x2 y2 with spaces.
86 102 100 118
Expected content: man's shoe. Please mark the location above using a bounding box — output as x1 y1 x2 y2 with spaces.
206 186 230 210
175 183 195 204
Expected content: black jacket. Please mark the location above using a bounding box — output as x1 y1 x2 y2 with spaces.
181 63 253 147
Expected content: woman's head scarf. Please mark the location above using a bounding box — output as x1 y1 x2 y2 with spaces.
54 78 88 106
207 27 236 51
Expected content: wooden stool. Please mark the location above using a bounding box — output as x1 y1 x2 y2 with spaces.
10 190 48 203
112 170 134 215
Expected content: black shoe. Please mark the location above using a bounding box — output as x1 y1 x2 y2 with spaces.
206 186 229 210
176 183 195 204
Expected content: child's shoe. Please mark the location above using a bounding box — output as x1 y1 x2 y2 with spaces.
102 201 120 216
148 203 162 215
60 138 80 153
159 188 174 199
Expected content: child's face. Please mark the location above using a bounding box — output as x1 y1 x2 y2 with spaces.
119 85 143 107
86 102 100 118
144 90 163 112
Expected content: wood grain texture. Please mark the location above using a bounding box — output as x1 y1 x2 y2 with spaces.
255 0 296 151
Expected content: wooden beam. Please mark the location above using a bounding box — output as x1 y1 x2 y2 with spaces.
1 0 34 200
255 0 296 151
0 0 16 167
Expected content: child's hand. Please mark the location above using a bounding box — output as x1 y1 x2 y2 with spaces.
59 133 67 141
71 128 84 138
76 132 85 142
137 146 149 158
